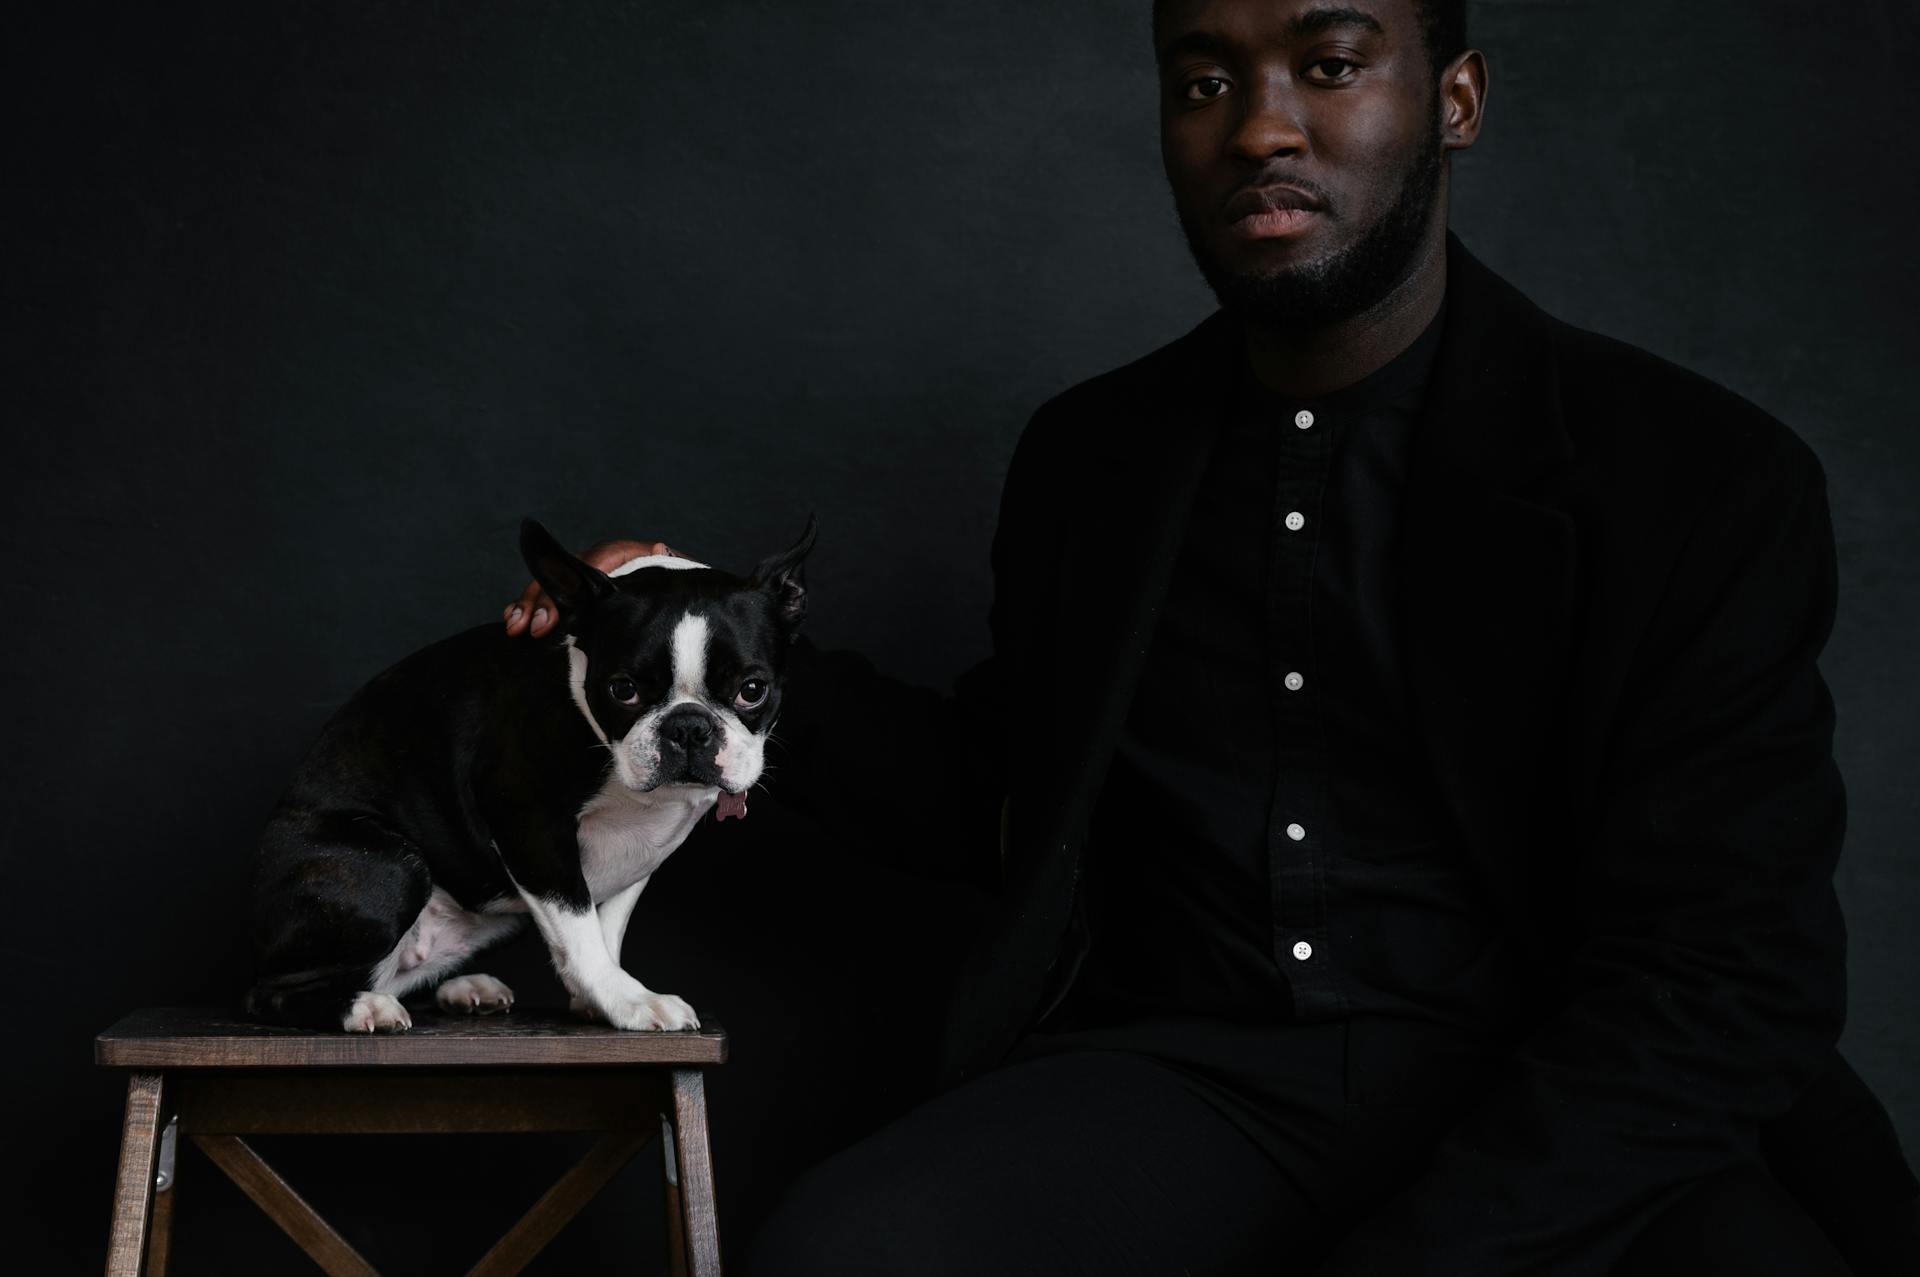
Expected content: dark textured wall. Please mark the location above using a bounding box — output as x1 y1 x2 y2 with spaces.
11 1 1917 1269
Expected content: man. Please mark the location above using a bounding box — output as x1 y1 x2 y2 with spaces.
508 1 1917 1271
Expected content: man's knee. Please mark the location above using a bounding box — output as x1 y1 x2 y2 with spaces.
743 1142 974 1277
1613 1164 1850 1277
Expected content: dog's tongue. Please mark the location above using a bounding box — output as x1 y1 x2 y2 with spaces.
715 791 748 822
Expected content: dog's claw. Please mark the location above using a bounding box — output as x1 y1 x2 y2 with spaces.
437 974 516 1015
343 992 410 1033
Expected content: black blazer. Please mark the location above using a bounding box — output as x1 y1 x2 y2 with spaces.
780 234 1904 1271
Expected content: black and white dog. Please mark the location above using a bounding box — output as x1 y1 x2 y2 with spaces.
246 517 813 1032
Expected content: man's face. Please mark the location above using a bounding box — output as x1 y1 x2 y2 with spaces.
1157 0 1449 330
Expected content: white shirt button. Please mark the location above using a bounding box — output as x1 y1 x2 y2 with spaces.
1286 822 1306 841
1292 940 1314 961
1294 409 1314 430
1284 671 1304 692
1284 511 1306 532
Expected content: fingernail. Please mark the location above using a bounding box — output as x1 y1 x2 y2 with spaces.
533 608 548 627
509 606 523 622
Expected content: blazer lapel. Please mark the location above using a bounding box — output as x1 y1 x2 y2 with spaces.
1400 235 1580 950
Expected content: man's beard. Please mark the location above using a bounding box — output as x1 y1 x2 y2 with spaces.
1180 121 1445 331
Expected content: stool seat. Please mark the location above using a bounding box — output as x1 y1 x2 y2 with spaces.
97 1005 729 1069
97 1005 728 1277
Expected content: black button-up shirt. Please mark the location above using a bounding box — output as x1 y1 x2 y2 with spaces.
1047 304 1521 1037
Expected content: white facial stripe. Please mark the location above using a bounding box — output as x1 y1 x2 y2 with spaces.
561 636 609 744
670 613 709 701
607 554 708 577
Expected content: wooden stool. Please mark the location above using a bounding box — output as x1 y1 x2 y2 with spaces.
97 1007 728 1276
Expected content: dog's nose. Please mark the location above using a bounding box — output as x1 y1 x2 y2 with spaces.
660 708 717 753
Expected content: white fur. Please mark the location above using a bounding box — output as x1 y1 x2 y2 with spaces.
570 879 650 1021
597 879 647 962
436 973 515 1013
576 781 713 901
710 702 765 789
670 613 709 701
343 991 411 1033
368 887 525 1000
517 887 700 1031
607 554 708 576
562 635 608 745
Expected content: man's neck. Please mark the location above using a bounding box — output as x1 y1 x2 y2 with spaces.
1241 226 1449 400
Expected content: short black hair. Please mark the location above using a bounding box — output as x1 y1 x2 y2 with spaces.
1413 0 1468 80
1152 1 1469 82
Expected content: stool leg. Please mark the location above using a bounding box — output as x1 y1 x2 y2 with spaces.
145 1117 178 1277
105 1072 166 1277
662 1115 688 1277
668 1069 721 1277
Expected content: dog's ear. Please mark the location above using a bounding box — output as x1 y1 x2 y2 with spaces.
519 518 615 617
751 514 817 630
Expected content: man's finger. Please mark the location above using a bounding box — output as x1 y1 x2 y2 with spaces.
504 581 548 636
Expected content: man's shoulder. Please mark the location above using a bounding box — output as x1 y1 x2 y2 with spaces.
1011 312 1233 466
1040 316 1224 408
1445 238 1825 501
1544 313 1827 500
1429 235 1826 506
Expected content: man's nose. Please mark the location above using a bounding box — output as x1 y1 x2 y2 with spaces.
1229 80 1308 162
661 707 718 753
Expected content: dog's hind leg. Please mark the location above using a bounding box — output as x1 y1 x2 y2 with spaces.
246 811 433 1031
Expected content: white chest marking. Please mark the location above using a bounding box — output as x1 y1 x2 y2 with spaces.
576 778 715 903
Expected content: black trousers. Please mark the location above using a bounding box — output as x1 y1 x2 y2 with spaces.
744 1019 1861 1276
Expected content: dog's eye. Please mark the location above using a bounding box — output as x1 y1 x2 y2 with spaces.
734 679 768 710
607 675 639 705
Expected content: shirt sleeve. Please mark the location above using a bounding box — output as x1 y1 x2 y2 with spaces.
1314 436 1848 1275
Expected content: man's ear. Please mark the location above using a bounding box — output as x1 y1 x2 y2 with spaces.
752 514 818 630
519 518 615 616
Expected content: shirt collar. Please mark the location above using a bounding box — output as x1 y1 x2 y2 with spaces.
1235 296 1449 421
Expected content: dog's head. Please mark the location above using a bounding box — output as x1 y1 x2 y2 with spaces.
519 517 815 803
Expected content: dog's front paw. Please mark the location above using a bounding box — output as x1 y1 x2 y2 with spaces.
436 974 515 1014
342 992 411 1033
597 988 700 1032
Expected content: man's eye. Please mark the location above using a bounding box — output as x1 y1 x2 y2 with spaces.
1184 76 1230 101
1304 57 1358 82
607 675 639 705
735 680 769 710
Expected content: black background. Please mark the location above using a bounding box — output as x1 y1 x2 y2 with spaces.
11 1 1917 1271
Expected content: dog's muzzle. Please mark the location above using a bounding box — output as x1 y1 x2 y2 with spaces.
655 705 724 784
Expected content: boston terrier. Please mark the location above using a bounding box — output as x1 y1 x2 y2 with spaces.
245 516 814 1032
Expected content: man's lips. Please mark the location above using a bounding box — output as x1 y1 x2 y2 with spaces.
1224 185 1326 240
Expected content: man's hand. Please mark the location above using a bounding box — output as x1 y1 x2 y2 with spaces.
503 538 678 638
